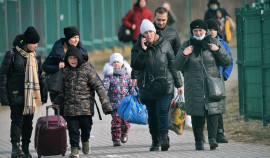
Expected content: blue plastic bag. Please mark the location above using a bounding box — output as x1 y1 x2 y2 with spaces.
118 95 148 125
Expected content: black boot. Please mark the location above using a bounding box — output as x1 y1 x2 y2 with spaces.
149 135 159 151
209 138 218 150
11 143 24 158
159 134 170 151
195 141 204 150
22 144 32 158
216 129 228 143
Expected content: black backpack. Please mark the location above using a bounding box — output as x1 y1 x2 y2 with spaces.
118 9 135 43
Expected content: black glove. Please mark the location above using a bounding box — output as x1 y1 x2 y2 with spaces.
104 110 113 115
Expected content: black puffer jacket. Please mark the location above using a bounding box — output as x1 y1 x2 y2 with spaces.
174 36 232 116
0 47 48 106
131 36 182 100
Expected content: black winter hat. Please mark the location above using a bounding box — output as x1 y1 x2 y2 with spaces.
206 19 218 31
13 34 24 47
65 45 84 68
208 0 220 7
190 19 208 34
23 26 40 44
64 26 80 41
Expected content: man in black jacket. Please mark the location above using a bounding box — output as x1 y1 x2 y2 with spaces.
132 6 181 86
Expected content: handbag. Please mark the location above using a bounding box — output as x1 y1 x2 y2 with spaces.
118 88 148 125
168 95 186 135
149 77 168 95
200 57 226 100
46 69 63 93
118 9 135 43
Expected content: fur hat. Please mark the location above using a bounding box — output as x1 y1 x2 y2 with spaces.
190 19 208 34
23 26 40 44
140 19 156 35
110 53 124 65
64 26 80 41
65 45 84 68
206 19 218 31
103 60 132 77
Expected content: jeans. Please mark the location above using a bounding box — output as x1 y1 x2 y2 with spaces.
10 104 33 144
143 94 172 135
65 115 93 147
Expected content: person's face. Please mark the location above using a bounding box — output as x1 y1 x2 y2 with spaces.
68 35 79 46
68 56 78 67
210 29 218 38
139 0 146 8
216 10 222 18
143 30 155 43
112 61 122 69
192 28 206 37
210 3 218 9
155 12 168 29
26 43 38 52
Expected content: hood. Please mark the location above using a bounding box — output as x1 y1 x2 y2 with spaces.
103 60 131 77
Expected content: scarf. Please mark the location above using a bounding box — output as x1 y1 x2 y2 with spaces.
16 46 42 115
113 67 127 76
190 35 211 57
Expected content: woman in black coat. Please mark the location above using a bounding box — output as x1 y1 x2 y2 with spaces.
0 26 48 158
174 19 232 150
131 19 183 152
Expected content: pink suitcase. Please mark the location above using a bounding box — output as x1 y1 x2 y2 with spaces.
34 105 67 157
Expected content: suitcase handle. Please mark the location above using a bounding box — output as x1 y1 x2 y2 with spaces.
46 104 60 128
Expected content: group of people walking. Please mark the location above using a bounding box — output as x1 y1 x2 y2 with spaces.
0 0 234 157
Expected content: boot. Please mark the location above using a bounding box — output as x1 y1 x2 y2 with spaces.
82 140 90 155
209 138 218 150
195 141 204 150
216 129 228 143
11 143 24 158
69 147 79 158
22 144 32 158
113 139 121 147
159 134 170 151
121 134 128 143
149 135 159 151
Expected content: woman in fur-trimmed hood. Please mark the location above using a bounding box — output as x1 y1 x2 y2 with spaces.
103 52 136 146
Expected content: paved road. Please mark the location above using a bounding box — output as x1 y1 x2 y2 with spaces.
1 48 270 158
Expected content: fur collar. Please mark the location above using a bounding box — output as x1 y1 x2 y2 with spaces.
103 60 131 77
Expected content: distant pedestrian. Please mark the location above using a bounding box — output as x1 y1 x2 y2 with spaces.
162 2 178 26
122 0 153 44
204 0 230 21
0 26 48 158
103 53 136 147
53 46 113 157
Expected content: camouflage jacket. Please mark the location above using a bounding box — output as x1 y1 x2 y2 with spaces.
54 62 112 116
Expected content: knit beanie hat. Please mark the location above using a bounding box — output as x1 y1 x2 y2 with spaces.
64 26 80 41
65 45 84 68
206 19 218 31
23 26 40 44
110 53 124 65
190 19 208 34
140 19 156 35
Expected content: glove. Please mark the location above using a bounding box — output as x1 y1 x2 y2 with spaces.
104 110 113 115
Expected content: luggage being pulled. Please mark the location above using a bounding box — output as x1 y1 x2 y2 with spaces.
34 105 67 158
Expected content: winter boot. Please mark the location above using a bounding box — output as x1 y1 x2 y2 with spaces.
216 129 228 143
159 134 170 151
113 139 121 147
121 134 128 143
11 143 24 158
209 138 218 150
82 140 90 154
195 141 205 150
22 144 32 158
149 135 159 151
69 147 79 157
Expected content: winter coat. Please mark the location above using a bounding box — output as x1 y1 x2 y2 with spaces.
173 35 232 116
53 62 112 116
0 47 48 106
204 7 230 22
122 4 153 41
216 33 233 81
131 36 182 100
154 23 181 56
42 38 89 74
103 61 136 110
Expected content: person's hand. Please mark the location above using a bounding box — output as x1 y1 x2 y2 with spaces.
183 46 193 55
141 37 148 50
208 43 219 51
132 24 136 30
59 62 65 69
132 79 137 87
178 87 184 95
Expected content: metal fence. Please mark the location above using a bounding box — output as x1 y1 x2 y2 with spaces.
236 0 270 126
0 0 131 62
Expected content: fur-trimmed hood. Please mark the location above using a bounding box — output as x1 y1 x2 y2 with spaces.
103 60 132 77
